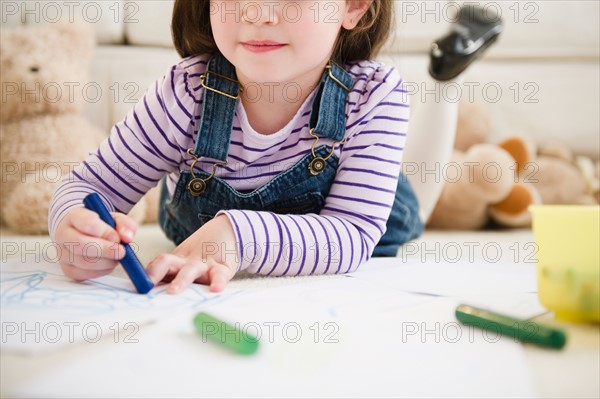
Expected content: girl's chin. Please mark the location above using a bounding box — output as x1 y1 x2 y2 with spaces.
238 69 292 85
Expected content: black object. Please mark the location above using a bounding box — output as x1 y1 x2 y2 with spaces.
429 5 503 81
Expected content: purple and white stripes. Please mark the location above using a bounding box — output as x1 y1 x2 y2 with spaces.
48 54 409 275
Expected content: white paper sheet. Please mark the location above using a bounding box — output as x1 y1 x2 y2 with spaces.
350 257 538 297
0 260 236 353
2 258 541 397
3 275 539 398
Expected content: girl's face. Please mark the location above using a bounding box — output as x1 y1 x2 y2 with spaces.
210 1 364 86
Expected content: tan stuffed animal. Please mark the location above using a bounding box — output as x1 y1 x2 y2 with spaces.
595 160 600 204
427 101 540 230
531 141 599 206
0 23 159 234
490 136 541 226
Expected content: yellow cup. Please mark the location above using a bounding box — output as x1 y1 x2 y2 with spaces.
530 205 600 323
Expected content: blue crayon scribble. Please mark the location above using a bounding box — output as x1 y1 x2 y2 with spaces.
1 264 229 319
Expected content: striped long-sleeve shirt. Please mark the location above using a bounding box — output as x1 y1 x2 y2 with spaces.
48 54 410 275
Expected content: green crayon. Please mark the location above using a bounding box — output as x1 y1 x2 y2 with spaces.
455 304 567 350
193 312 259 355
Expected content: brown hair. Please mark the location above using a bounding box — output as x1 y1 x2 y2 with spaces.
171 1 394 63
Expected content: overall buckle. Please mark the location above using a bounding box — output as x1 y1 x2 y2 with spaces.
200 70 242 100
186 148 228 196
307 128 346 176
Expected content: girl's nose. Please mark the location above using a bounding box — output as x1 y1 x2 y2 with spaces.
241 1 279 25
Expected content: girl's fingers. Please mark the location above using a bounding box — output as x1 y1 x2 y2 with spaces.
167 259 209 294
112 213 138 244
207 262 234 293
54 208 136 282
146 252 236 294
195 273 211 286
146 253 187 285
59 226 125 260
60 261 116 281
61 208 125 261
69 208 120 243
64 253 120 272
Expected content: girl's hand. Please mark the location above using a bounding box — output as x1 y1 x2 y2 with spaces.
147 215 238 293
55 207 138 281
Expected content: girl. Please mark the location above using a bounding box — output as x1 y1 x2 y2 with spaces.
49 0 423 293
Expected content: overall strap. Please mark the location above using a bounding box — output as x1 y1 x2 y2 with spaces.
194 54 355 160
308 61 355 142
194 53 241 162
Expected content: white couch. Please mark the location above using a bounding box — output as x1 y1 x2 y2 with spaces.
1 0 598 246
3 0 598 156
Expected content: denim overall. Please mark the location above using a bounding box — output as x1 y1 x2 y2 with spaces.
159 53 423 258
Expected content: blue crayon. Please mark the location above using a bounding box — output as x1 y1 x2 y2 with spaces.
83 193 154 294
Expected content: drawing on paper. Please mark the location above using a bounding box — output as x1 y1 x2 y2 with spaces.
1 261 225 318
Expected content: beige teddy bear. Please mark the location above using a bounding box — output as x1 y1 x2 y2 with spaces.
0 23 158 234
427 101 540 230
532 141 599 206
595 160 600 204
490 136 541 226
427 98 600 230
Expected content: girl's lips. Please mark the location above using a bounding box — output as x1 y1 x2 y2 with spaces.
241 41 287 53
